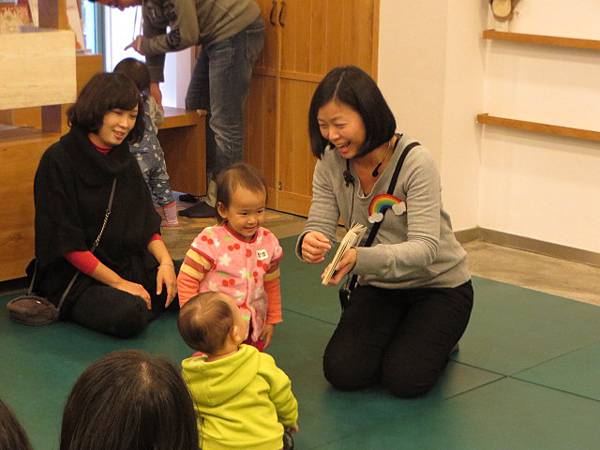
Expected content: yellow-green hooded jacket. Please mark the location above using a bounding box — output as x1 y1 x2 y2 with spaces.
182 344 298 450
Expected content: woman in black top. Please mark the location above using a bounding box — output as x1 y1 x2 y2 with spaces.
31 73 177 338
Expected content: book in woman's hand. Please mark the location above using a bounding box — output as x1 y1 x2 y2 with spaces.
321 223 367 285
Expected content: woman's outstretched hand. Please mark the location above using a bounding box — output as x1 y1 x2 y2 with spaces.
322 248 357 286
301 231 331 263
113 280 152 310
156 263 177 307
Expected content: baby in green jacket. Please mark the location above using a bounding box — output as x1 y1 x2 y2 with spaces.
178 291 299 450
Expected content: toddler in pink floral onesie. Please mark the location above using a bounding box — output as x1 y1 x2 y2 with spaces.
177 163 283 350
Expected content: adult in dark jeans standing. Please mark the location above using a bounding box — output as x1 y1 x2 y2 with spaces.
297 66 474 397
94 0 265 217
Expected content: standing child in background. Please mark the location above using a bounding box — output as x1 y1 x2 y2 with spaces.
178 292 298 450
114 58 179 227
177 162 283 350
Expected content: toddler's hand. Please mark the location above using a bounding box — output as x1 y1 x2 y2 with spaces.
261 324 275 349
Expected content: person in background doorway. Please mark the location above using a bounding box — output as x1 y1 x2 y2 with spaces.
91 0 265 218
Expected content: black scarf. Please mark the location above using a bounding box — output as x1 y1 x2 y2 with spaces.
32 127 161 303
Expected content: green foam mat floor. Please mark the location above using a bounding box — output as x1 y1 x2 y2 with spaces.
1 235 599 449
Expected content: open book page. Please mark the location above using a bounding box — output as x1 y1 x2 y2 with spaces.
321 223 367 285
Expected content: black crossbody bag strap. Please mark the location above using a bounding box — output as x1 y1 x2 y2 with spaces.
28 178 118 312
344 140 420 295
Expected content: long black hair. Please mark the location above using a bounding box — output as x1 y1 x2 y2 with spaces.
0 398 32 450
60 350 199 450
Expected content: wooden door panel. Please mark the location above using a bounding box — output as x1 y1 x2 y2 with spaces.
255 0 279 74
278 79 317 200
280 0 376 79
245 74 278 207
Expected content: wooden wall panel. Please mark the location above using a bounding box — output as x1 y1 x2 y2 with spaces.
0 30 76 110
278 79 316 197
0 132 58 281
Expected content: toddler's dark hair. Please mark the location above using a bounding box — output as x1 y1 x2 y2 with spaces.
114 57 151 94
178 293 234 354
215 163 267 223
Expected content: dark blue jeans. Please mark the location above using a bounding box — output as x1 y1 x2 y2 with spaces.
185 16 265 179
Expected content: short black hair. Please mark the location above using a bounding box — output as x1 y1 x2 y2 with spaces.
308 65 396 158
114 57 151 94
0 398 33 450
60 350 199 450
67 72 145 143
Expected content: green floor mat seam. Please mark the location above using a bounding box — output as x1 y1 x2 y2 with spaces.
511 337 600 376
505 376 600 404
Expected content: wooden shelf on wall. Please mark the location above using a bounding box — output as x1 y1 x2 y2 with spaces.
476 113 600 143
483 29 600 51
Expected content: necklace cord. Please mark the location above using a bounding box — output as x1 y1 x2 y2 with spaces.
371 137 394 178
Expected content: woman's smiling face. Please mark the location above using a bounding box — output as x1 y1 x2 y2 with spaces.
317 100 366 159
91 107 138 148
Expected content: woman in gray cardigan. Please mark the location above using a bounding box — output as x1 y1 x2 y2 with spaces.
297 66 473 398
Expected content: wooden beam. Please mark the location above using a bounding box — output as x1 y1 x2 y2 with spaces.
483 29 600 51
477 113 600 143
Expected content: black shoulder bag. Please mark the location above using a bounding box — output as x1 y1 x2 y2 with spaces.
338 141 420 310
7 178 117 326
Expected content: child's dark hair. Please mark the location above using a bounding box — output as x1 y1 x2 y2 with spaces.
67 72 145 143
178 293 234 354
215 163 267 223
0 398 32 450
60 350 198 450
308 65 396 158
113 57 151 95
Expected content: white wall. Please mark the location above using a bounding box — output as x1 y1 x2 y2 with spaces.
480 0 600 252
439 2 486 231
104 7 192 108
378 1 448 164
379 1 600 254
378 0 483 231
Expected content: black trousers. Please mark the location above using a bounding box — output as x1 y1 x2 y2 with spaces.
323 280 473 398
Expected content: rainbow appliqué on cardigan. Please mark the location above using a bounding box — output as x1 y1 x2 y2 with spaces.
368 194 406 223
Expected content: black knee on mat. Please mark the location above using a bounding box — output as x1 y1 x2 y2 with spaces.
107 297 148 338
381 365 438 398
323 350 374 391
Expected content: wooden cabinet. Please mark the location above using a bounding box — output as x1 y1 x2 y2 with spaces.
245 0 379 216
0 0 84 281
159 107 207 196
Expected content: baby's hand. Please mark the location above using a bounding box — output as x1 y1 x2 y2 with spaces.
289 424 299 433
261 324 275 349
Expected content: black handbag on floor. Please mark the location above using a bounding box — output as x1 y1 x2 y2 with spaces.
7 179 117 326
339 140 420 310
